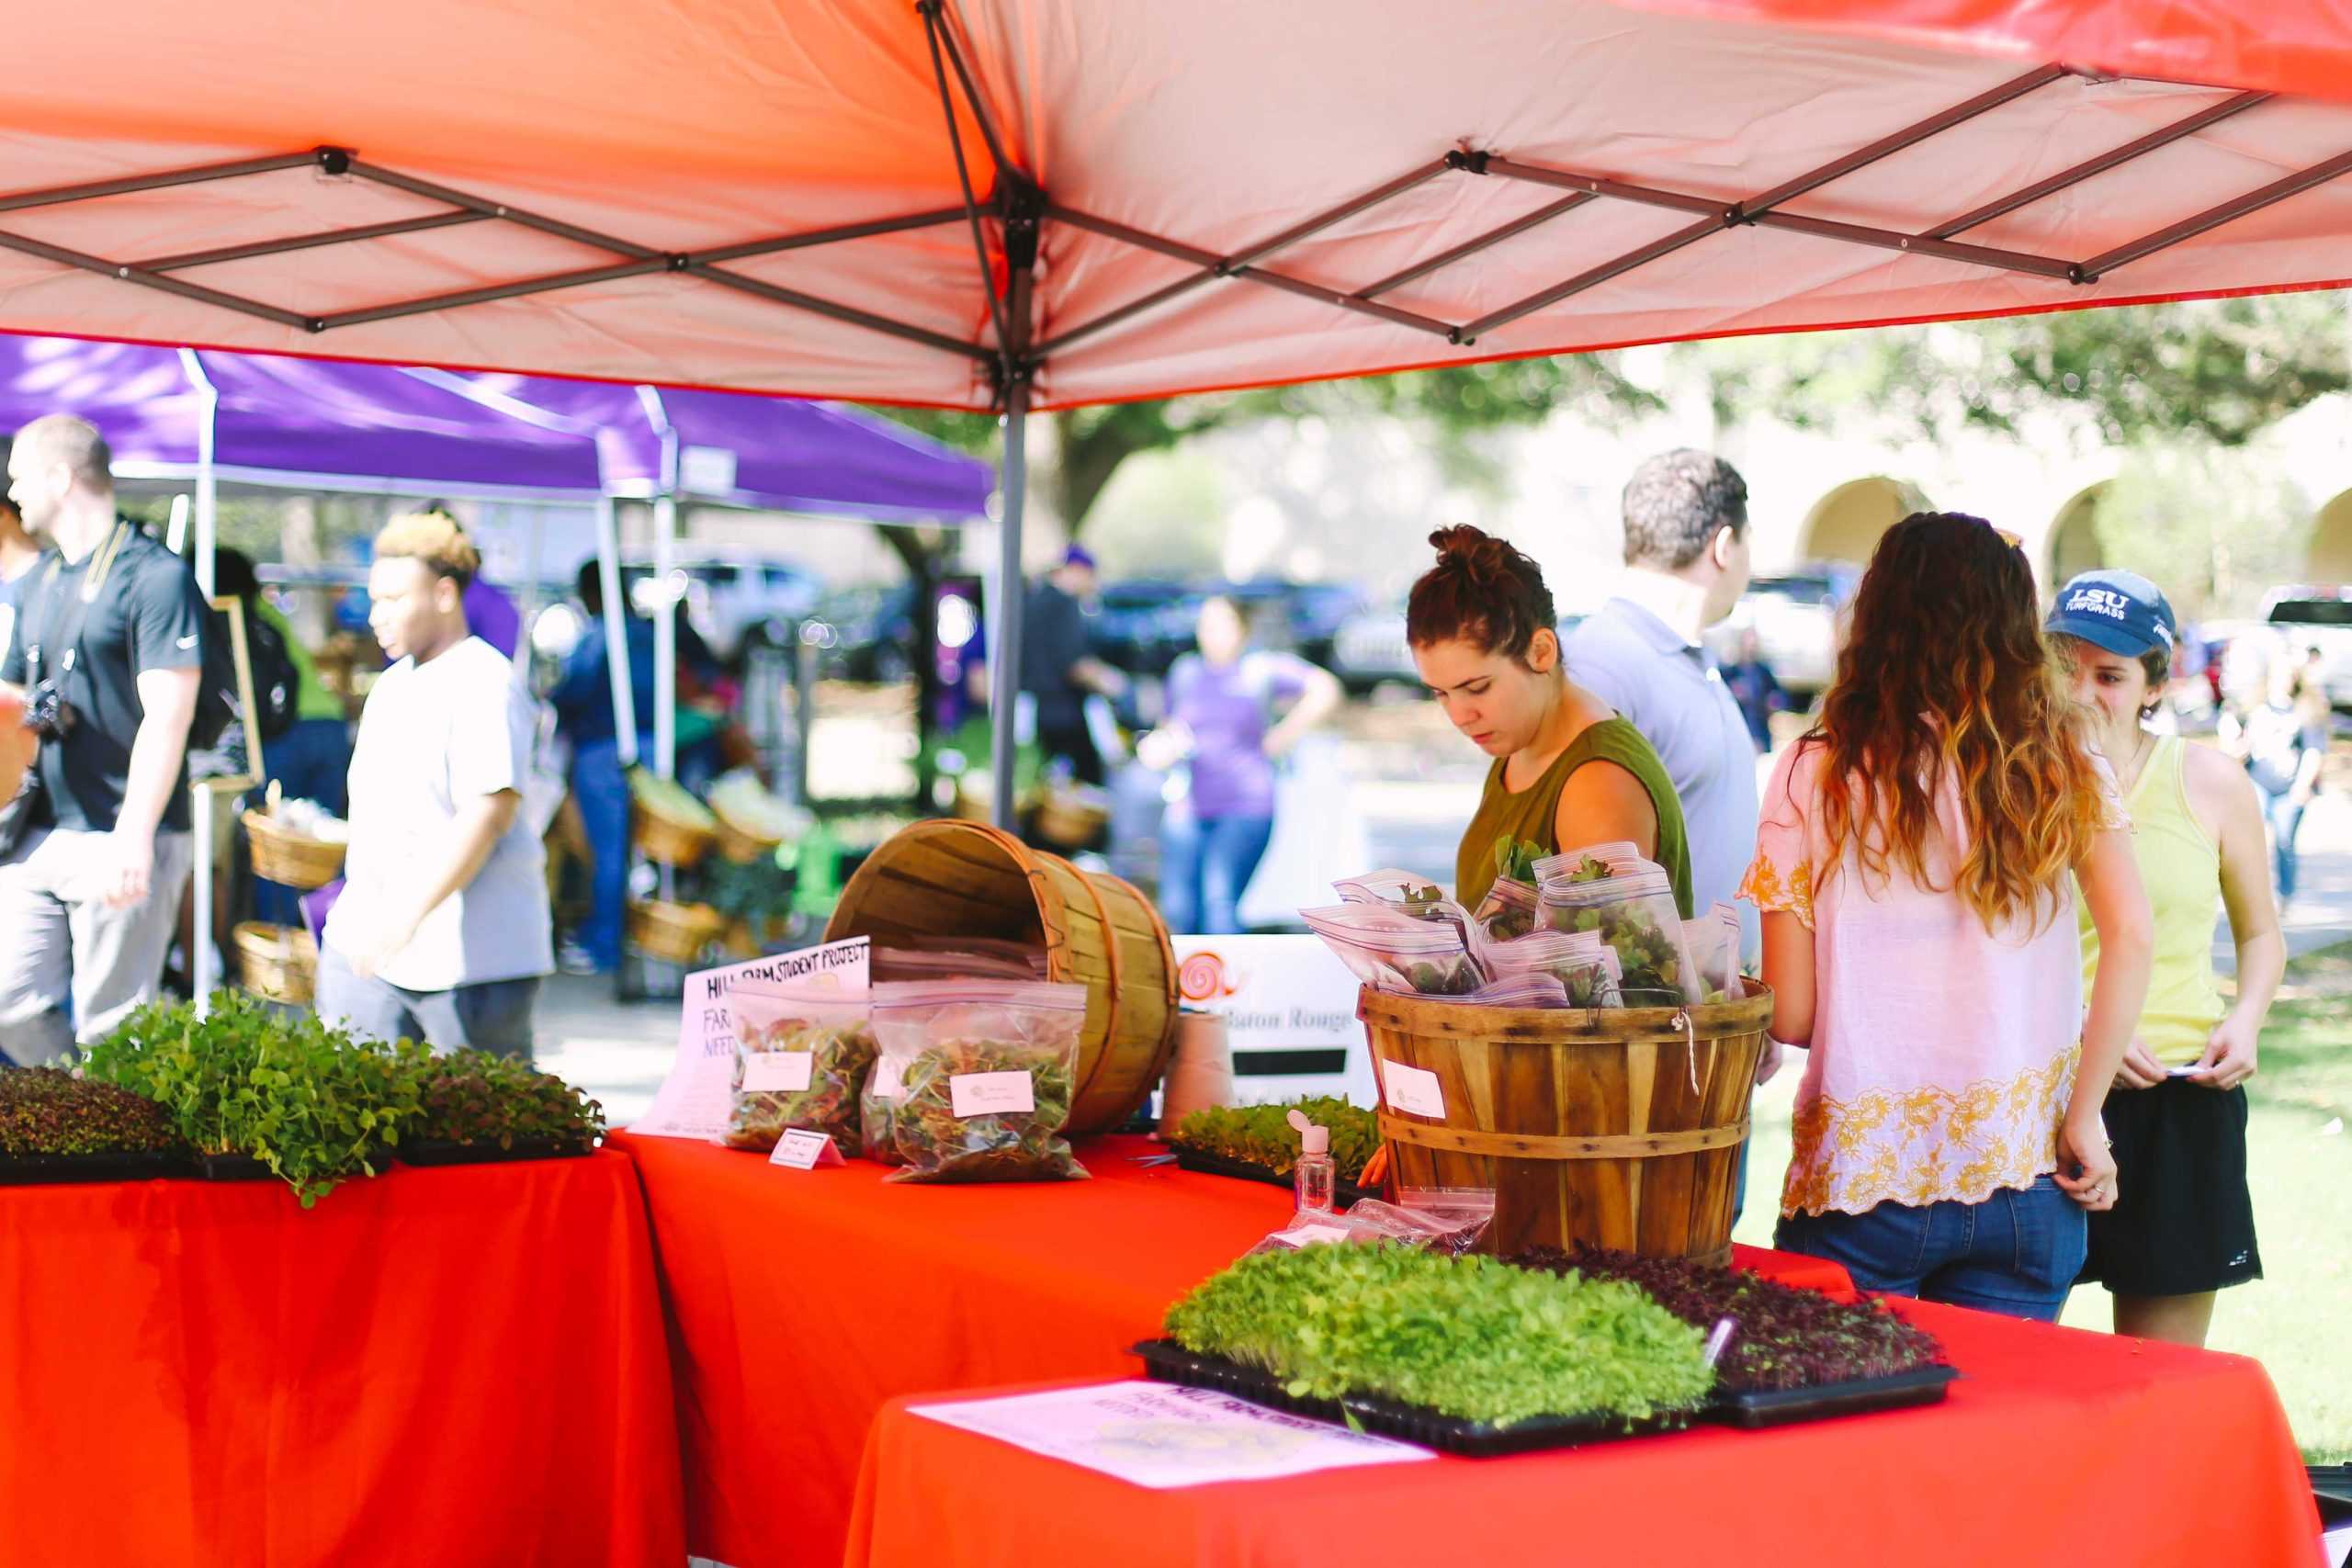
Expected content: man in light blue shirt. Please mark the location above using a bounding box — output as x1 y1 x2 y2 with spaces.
1564 449 1759 962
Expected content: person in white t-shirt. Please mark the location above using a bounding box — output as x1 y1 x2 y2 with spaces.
317 513 552 1056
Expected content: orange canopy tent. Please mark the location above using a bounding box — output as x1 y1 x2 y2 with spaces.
5 0 2351 815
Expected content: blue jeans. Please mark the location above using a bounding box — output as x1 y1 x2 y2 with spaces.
1158 811 1274 936
2265 790 2306 899
570 738 634 972
252 716 352 926
1774 1175 2086 1322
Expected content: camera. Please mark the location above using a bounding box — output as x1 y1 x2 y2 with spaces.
22 681 76 742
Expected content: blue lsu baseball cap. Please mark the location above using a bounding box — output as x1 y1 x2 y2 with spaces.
2046 569 2177 660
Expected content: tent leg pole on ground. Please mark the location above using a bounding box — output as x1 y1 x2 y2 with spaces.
653 489 678 782
188 356 220 1010
989 382 1028 831
594 496 638 768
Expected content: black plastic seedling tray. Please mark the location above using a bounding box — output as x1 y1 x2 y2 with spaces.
1708 1364 1959 1427
1131 1338 1699 1457
398 1137 594 1167
1167 1145 1373 1207
0 1149 191 1185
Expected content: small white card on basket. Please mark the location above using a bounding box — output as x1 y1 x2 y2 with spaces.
770 1130 844 1169
950 1070 1037 1117
741 1052 815 1092
1380 1059 1446 1119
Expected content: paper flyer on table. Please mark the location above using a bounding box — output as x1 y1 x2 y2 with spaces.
628 937 869 1140
908 1382 1432 1489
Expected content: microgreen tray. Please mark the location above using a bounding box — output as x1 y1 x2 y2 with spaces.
1131 1338 1700 1457
1167 1145 1373 1207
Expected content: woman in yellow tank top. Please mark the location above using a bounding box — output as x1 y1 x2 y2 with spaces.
2051 570 2283 1349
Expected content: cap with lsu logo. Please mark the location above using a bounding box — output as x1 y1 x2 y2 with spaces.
2045 569 2177 660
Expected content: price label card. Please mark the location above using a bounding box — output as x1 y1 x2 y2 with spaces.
949 1070 1037 1118
1270 1224 1355 1248
741 1052 814 1093
770 1130 844 1169
1380 1059 1447 1119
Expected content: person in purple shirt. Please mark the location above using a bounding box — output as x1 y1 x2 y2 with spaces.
1139 595 1342 934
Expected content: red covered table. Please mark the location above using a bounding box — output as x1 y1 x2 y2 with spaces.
614 1129 1846 1568
845 1301 2321 1568
0 1147 684 1567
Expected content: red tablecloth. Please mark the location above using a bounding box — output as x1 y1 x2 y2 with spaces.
845 1302 2321 1568
0 1147 684 1568
614 1129 1847 1568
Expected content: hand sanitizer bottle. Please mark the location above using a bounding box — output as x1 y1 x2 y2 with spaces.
1286 1108 1336 1213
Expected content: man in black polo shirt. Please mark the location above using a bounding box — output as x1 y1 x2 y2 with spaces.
0 415 206 1065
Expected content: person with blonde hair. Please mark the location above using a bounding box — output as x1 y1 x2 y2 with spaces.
317 512 550 1055
1747 513 2153 1321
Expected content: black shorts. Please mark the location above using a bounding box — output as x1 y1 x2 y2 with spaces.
2079 1077 2262 1297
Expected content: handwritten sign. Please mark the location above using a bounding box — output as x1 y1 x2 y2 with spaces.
1379 1058 1446 1120
769 1130 845 1169
949 1070 1036 1117
628 937 869 1140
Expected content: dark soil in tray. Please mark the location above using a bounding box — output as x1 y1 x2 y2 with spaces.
397 1136 594 1167
0 1148 191 1185
1168 1145 1373 1207
1132 1338 1699 1457
1707 1364 1959 1427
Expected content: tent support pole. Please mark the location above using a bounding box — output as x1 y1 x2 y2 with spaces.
654 490 678 781
989 382 1027 832
594 497 639 768
189 361 220 1014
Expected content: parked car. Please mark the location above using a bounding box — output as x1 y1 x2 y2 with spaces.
1091 579 1199 675
620 554 823 663
1332 602 1584 694
1217 579 1369 667
1713 565 1858 695
2261 587 2352 709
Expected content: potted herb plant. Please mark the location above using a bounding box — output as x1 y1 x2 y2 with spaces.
0 1067 189 1184
82 992 428 1208
401 1051 605 1165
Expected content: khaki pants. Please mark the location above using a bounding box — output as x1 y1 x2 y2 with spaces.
0 826 196 1066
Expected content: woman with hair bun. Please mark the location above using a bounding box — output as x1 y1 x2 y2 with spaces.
1407 525 1692 914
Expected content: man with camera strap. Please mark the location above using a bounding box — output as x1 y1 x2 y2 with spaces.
0 415 207 1066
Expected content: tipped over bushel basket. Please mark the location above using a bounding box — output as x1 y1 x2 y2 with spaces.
824 819 1179 1135
1362 978 1772 1267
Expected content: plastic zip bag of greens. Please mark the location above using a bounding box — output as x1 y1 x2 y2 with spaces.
721 988 876 1155
1534 857 1702 1006
1330 869 1477 952
1245 1194 1494 1258
1532 841 1645 886
1460 972 1571 1009
1301 905 1484 997
1681 901 1745 1003
872 979 1091 1184
1471 874 1540 948
1482 929 1623 1007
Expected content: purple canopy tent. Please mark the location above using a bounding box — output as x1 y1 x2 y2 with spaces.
0 333 620 1005
415 369 994 776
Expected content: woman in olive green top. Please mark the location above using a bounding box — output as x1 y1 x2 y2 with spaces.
1408 525 1692 914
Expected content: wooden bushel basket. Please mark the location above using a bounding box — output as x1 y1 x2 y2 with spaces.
1362 978 1772 1267
232 920 317 1005
825 818 1179 1135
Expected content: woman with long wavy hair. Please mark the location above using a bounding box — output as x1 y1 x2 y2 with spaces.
1743 513 2153 1321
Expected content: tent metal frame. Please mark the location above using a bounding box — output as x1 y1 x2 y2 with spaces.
3 4 2348 824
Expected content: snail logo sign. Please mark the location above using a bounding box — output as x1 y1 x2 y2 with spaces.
630 936 870 1139
1170 934 1374 1106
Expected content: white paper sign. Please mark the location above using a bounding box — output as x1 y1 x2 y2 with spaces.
949 1070 1036 1117
741 1052 814 1093
1380 1058 1446 1119
769 1129 845 1169
1270 1223 1354 1248
909 1382 1431 1490
1170 934 1374 1105
628 938 869 1140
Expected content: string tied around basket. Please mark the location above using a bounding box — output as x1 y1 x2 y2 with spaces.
1673 1009 1698 1096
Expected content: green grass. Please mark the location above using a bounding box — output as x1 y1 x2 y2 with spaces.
1734 945 2351 1462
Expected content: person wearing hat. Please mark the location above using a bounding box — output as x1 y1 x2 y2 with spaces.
2050 568 2280 1348
1019 544 1125 790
